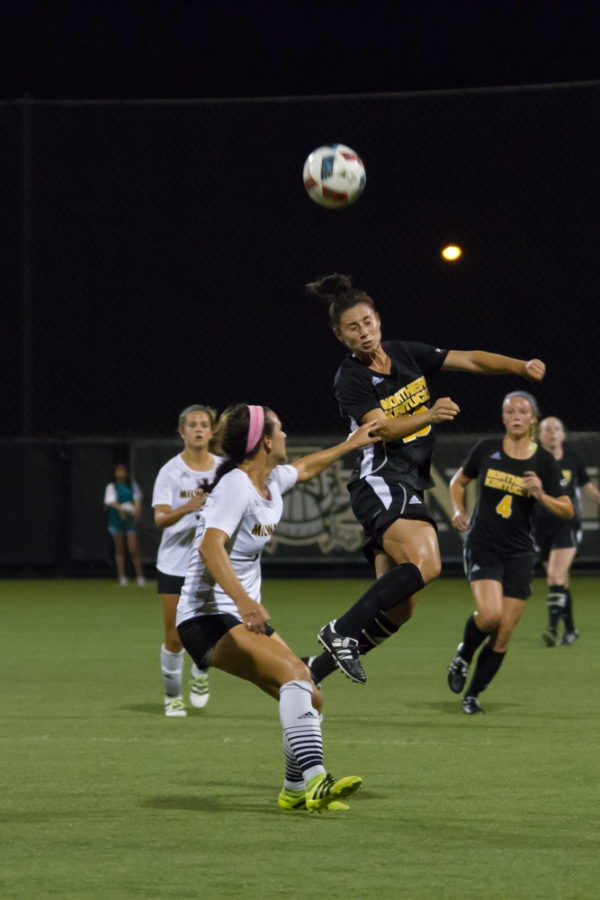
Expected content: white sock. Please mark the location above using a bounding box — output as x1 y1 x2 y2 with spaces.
279 680 325 784
161 644 184 698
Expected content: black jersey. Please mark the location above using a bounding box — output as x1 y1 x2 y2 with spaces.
334 340 449 491
463 439 569 554
534 446 589 529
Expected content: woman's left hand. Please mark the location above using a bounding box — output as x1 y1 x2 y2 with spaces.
523 470 543 499
524 359 546 381
346 420 381 449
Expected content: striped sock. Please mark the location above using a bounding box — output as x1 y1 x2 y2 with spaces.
279 680 325 784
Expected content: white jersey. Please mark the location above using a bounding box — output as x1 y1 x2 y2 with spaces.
152 453 224 577
104 481 142 505
176 464 298 625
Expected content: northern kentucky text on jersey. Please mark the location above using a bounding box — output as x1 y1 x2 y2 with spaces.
484 469 528 495
379 376 430 416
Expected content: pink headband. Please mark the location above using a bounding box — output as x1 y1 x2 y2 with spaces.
246 405 265 454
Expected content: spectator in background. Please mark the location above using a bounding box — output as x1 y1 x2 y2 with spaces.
152 405 223 718
104 462 145 587
536 416 600 647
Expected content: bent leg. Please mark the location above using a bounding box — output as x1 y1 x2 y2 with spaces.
212 627 329 791
546 546 578 638
464 593 525 704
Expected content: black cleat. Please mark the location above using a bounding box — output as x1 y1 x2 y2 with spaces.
558 630 579 646
461 695 485 715
317 621 366 684
447 645 469 693
542 629 557 647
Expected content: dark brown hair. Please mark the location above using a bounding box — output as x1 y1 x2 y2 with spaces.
213 403 275 485
306 273 377 329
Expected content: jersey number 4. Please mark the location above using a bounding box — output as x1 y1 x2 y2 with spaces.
495 494 513 519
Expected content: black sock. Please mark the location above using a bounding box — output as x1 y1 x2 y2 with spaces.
334 563 425 638
465 644 505 697
460 615 489 664
547 585 567 633
304 611 402 683
303 652 337 682
562 587 575 633
357 610 402 654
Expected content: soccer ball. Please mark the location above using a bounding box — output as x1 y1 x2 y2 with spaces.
303 144 366 209
120 501 136 518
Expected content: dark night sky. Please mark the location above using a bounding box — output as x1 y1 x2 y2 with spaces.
2 1 598 438
2 1 598 101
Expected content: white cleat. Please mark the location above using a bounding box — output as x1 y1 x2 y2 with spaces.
164 696 187 717
189 666 210 709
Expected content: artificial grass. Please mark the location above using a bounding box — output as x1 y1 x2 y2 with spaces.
1 575 598 898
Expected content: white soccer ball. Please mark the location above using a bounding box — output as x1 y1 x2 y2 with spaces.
120 501 136 517
303 144 366 209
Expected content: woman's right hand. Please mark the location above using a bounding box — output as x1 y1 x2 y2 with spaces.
236 597 271 634
452 509 470 532
185 494 207 514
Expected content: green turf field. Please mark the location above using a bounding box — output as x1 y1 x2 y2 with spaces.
1 575 598 899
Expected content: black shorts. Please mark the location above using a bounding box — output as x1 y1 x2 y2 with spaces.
177 614 275 669
534 521 580 563
464 541 535 601
349 474 437 564
156 571 186 595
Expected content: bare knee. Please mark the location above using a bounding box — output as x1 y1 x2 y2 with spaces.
474 609 501 632
164 624 182 653
421 557 441 584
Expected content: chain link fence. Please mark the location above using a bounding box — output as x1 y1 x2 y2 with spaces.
2 81 599 439
2 83 598 572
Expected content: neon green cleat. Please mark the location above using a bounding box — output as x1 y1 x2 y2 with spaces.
305 773 362 813
277 786 351 811
278 788 307 810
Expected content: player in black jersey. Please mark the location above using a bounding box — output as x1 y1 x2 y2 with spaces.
535 417 600 647
446 392 573 714
303 273 546 686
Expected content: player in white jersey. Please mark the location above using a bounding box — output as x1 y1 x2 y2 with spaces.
177 403 380 811
152 405 223 717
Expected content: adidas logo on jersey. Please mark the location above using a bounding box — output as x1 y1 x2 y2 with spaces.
371 375 385 385
471 564 481 572
408 495 421 505
490 452 501 459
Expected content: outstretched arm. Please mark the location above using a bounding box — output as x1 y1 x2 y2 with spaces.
357 398 460 443
442 350 545 382
292 420 380 483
